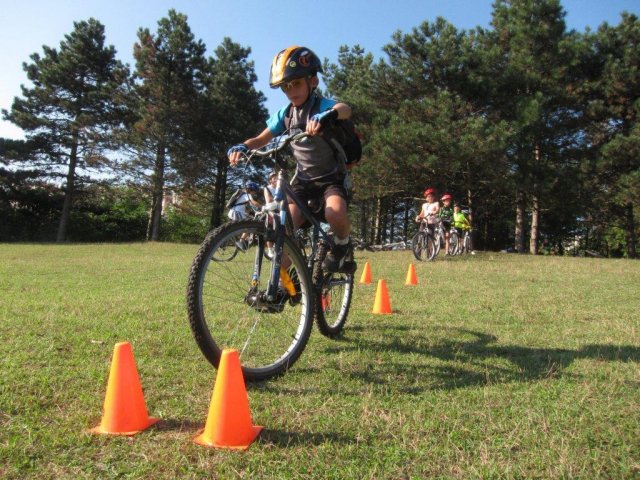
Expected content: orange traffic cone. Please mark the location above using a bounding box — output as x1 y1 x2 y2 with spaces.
194 349 263 449
359 261 372 284
372 279 392 314
90 342 159 435
404 263 418 286
321 293 331 312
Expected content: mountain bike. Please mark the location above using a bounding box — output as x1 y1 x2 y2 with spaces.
412 220 437 261
447 225 459 255
186 132 356 381
460 228 472 254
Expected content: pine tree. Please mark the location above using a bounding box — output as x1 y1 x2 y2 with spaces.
129 10 207 241
488 0 577 254
2 19 129 241
585 13 640 257
199 38 267 229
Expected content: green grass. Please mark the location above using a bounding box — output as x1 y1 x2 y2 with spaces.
1 244 638 479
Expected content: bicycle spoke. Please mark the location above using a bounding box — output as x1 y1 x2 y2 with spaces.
187 219 314 381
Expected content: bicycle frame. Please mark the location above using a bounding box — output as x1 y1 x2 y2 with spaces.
243 132 335 302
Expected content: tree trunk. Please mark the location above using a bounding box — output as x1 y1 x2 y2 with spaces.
210 157 227 229
373 197 383 245
359 200 368 242
529 144 541 255
389 204 395 243
56 138 79 243
529 193 540 255
403 201 409 242
625 202 637 259
147 143 165 241
515 189 526 253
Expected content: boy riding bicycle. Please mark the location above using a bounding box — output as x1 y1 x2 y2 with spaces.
438 194 454 255
452 203 471 233
416 188 440 234
227 46 353 273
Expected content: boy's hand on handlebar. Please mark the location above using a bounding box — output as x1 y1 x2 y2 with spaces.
227 143 248 165
307 108 338 136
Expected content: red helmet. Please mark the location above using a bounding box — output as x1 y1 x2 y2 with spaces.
441 194 452 201
423 188 435 198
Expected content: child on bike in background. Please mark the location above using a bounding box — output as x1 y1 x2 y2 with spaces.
227 46 353 273
227 182 262 221
415 188 440 234
438 193 454 255
452 203 471 234
227 182 263 250
264 170 278 204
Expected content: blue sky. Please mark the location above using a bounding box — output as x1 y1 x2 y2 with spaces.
1 0 638 139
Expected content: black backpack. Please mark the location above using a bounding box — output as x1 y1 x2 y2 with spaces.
225 188 247 210
284 96 362 166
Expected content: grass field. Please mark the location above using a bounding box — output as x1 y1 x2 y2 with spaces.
0 243 638 479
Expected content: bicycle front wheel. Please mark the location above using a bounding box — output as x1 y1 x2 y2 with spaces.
412 232 435 261
186 219 313 381
449 230 459 255
313 242 354 338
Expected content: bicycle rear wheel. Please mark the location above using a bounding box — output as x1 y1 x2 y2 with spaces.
463 232 472 254
186 219 313 381
313 242 354 338
211 236 239 261
434 231 442 257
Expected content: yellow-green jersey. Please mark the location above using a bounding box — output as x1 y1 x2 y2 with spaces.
453 211 470 230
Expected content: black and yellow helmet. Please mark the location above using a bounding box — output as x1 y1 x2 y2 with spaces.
269 46 323 88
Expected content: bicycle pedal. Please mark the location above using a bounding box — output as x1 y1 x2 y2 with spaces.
338 261 357 274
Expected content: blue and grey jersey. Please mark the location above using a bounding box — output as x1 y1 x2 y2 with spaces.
267 94 339 181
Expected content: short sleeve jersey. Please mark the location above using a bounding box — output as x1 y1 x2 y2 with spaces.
453 211 470 229
439 205 454 221
266 93 339 181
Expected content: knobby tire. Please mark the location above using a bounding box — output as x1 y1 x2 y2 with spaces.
186 219 313 381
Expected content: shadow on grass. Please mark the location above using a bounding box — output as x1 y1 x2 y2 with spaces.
153 418 205 432
332 328 639 393
259 428 355 447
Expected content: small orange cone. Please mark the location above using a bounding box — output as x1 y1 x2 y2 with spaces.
359 261 372 284
90 342 159 435
404 263 418 285
321 293 331 312
194 349 262 449
372 279 392 314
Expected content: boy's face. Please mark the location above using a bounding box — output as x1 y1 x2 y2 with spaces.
443 199 451 206
281 76 318 107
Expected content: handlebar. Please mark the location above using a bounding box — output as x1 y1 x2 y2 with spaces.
250 131 309 158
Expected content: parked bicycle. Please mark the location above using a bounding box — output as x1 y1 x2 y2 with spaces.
186 131 356 381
